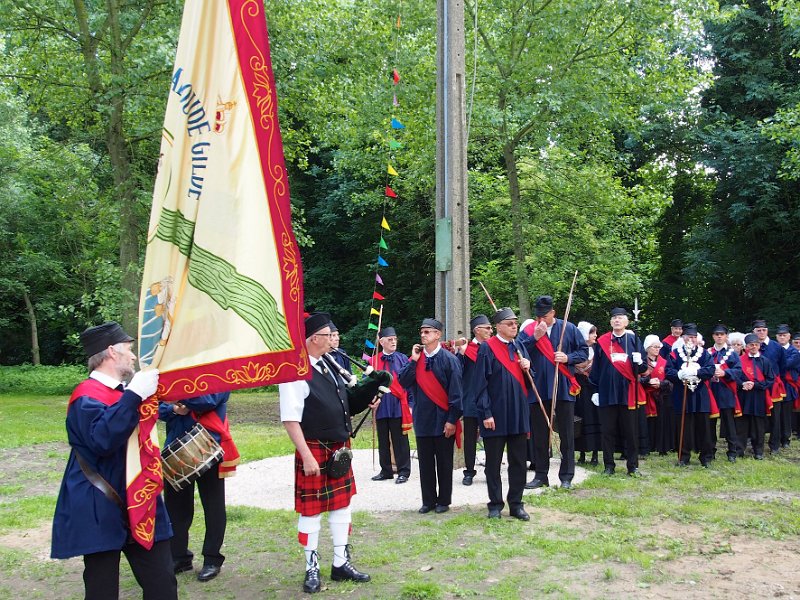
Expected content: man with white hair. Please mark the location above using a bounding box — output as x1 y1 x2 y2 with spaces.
641 334 673 456
665 323 717 467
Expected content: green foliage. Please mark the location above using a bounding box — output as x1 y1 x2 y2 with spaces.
0 367 84 396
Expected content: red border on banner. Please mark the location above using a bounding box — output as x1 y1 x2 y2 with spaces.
155 0 309 401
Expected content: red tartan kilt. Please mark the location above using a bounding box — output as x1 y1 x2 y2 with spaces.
295 439 356 516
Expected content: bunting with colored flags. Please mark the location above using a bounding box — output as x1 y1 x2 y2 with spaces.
133 0 308 548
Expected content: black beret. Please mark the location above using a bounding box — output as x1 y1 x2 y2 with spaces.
744 333 759 345
328 321 339 333
792 332 800 341
712 324 728 334
534 295 554 317
80 321 134 358
491 307 517 324
420 318 444 331
752 319 767 329
305 312 331 337
379 326 397 338
470 314 491 331
776 324 791 334
670 319 684 328
682 323 698 336
610 307 628 317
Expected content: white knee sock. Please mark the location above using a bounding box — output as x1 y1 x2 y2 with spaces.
298 514 321 571
328 507 352 567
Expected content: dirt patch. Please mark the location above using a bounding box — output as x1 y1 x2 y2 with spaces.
0 442 68 501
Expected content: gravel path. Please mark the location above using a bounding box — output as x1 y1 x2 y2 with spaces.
226 449 591 512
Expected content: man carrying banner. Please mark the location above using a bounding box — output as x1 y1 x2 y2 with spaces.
474 308 533 520
518 295 588 490
398 318 463 515
458 314 493 485
279 313 390 594
369 327 413 484
51 322 177 600
158 392 238 581
589 308 648 476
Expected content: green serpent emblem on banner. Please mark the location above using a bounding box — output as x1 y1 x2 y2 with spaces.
156 207 291 350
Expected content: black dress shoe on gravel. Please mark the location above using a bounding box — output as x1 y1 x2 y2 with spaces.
628 468 642 477
487 508 502 519
303 566 321 593
524 478 548 489
174 560 193 574
371 473 393 481
197 564 220 582
560 480 572 490
330 561 370 583
462 474 474 486
434 505 449 514
395 475 409 484
602 467 615 476
418 505 433 514
510 507 530 521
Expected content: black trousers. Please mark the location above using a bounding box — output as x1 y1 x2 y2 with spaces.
768 401 784 451
376 417 412 477
599 404 638 473
675 411 713 464
780 396 793 445
416 435 454 508
738 414 766 456
462 417 480 476
164 462 226 567
83 539 177 600
483 434 527 511
718 407 743 458
531 400 575 483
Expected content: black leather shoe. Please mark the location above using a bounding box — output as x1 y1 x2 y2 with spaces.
330 561 370 583
303 566 321 593
418 505 433 514
462 474 474 486
677 460 689 467
174 560 193 574
628 468 642 478
510 507 530 521
754 454 764 460
395 475 409 484
371 473 393 481
197 564 220 582
560 480 572 490
434 504 449 514
700 462 710 469
487 508 502 519
524 478 548 489
602 467 615 476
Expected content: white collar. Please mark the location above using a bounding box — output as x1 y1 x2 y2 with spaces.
382 350 395 356
714 344 728 351
424 344 441 358
496 334 511 344
90 370 123 390
759 337 770 345
748 352 761 358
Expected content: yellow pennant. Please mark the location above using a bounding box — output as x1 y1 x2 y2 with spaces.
381 217 391 231
387 164 398 176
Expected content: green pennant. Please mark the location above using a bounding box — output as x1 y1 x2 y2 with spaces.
389 139 403 150
379 236 388 250
368 322 379 330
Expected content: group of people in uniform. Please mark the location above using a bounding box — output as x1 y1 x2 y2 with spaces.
49 306 800 597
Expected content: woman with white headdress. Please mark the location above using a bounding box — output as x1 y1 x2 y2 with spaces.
574 321 600 465
641 334 674 455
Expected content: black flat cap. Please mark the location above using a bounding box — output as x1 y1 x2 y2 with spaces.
712 324 728 334
379 326 397 338
80 321 134 358
610 307 628 317
683 323 699 336
534 295 554 317
491 307 517 324
752 319 767 329
421 318 444 331
670 319 684 328
776 324 791 334
744 333 759 345
305 312 331 337
470 314 491 331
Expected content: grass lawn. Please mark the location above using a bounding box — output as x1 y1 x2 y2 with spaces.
1 390 799 598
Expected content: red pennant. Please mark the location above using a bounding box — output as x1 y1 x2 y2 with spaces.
373 291 385 300
385 186 397 198
392 68 400 84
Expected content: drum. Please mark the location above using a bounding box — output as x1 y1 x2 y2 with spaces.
161 423 224 491
553 415 583 439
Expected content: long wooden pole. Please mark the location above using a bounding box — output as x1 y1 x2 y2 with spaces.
549 270 579 447
677 383 688 466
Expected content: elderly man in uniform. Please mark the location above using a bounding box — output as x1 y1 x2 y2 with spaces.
708 324 744 462
518 295 588 490
738 333 776 459
752 319 786 454
458 314 493 486
474 307 533 520
51 322 176 600
398 318 463 515
369 326 413 484
279 313 390 594
660 319 684 359
775 324 800 448
589 308 648 476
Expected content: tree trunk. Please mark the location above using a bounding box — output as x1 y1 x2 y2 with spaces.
23 290 40 365
503 141 532 320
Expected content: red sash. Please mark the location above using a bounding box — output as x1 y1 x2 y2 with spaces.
739 354 773 416
486 336 527 394
371 354 414 434
662 334 678 350
534 332 581 396
785 372 800 410
771 376 787 403
711 348 742 417
643 356 667 417
415 354 462 448
596 332 645 409
194 411 240 477
704 381 720 419
464 340 479 362
69 378 162 550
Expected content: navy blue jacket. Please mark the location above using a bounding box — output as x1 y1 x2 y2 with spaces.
708 346 742 411
459 341 483 419
52 381 172 559
588 332 647 407
373 351 413 419
666 346 717 414
397 347 463 437
158 392 230 445
474 337 532 438
738 355 775 417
